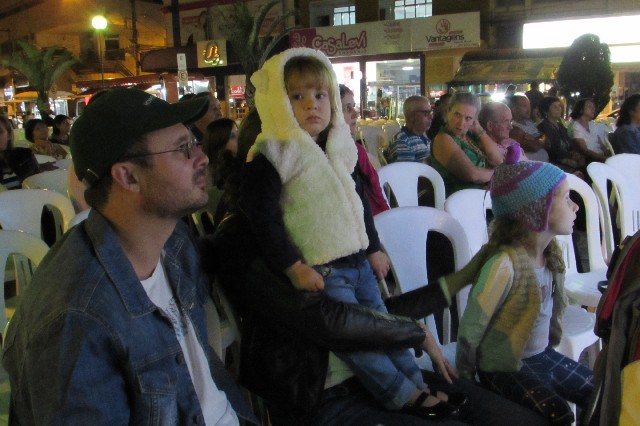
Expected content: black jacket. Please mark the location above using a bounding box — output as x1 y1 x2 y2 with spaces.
200 210 449 424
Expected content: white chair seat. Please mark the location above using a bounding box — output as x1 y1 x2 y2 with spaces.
555 305 599 368
564 271 607 307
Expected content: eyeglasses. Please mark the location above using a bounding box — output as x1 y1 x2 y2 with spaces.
413 109 433 117
122 137 201 161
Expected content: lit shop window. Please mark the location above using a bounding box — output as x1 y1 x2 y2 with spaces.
334 6 356 26
394 0 432 19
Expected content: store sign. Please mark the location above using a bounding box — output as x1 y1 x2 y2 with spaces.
230 86 245 99
196 40 228 68
411 12 480 51
290 12 480 57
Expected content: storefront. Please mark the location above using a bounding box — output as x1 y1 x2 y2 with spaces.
449 47 567 100
289 12 481 119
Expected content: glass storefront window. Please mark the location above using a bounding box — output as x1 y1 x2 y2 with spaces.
365 58 420 119
331 61 362 114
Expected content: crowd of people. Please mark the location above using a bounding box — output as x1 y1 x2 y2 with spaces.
2 49 639 425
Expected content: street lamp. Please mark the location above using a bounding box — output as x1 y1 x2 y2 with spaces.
92 15 108 88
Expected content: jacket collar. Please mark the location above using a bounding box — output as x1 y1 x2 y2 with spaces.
84 209 196 317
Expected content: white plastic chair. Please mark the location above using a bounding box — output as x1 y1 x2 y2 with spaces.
588 161 640 247
205 280 241 364
0 189 75 243
606 153 640 183
586 162 617 263
68 209 91 229
359 124 388 165
444 189 492 255
377 162 446 209
0 230 49 334
34 154 56 165
382 122 401 143
22 169 70 197
374 206 472 365
556 174 608 308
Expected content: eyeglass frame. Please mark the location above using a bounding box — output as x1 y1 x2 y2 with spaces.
412 109 434 117
120 136 201 161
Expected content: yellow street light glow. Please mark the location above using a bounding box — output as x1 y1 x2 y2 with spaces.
92 16 107 30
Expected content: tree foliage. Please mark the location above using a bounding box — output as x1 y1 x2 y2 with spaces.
556 33 614 116
220 0 297 107
3 40 79 114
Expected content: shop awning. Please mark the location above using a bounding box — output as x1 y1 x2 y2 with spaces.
450 47 567 86
75 74 166 90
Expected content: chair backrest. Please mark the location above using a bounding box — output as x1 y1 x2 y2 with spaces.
382 122 401 142
22 169 70 197
359 124 388 155
588 161 640 246
587 162 617 262
374 206 472 340
444 189 492 256
68 208 91 229
605 153 640 183
377 162 446 209
0 230 49 333
565 173 608 272
0 189 75 242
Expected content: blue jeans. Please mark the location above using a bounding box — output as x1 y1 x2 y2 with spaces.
319 259 425 409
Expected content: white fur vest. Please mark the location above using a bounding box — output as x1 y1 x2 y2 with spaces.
249 48 369 266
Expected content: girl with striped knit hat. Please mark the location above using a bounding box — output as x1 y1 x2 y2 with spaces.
456 144 594 425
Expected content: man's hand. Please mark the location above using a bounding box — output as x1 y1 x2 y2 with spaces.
367 251 391 280
444 244 495 295
417 321 458 384
285 261 324 292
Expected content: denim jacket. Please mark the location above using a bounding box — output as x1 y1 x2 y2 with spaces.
2 210 255 425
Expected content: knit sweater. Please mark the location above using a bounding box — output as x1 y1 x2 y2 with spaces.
249 48 369 266
456 245 567 379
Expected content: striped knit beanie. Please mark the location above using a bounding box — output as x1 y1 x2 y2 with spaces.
490 144 566 231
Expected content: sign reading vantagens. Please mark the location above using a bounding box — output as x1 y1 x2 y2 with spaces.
290 12 480 58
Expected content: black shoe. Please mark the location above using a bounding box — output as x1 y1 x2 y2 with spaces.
402 392 460 421
431 389 470 409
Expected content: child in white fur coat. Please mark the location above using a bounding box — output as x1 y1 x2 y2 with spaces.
239 47 464 422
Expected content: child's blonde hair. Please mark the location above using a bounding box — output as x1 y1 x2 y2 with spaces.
284 55 337 141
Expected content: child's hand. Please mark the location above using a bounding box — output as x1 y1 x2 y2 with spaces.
285 261 325 292
367 251 391 280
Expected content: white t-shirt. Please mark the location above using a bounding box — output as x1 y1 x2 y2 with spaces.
568 120 607 154
141 259 239 426
521 266 553 359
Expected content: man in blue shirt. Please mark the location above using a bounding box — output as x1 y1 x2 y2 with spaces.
2 89 257 425
388 95 433 163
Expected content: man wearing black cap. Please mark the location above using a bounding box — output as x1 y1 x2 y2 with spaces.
2 88 258 425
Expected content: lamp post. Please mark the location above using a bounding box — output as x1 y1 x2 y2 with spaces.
92 15 107 88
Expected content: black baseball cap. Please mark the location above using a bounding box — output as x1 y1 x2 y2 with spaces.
70 88 208 187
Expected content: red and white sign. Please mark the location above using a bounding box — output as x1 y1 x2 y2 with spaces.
230 86 245 99
290 12 480 58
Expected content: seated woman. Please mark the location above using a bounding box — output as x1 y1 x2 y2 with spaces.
202 117 239 229
567 98 608 162
430 92 496 196
25 118 67 160
49 114 71 145
611 94 640 154
537 97 586 176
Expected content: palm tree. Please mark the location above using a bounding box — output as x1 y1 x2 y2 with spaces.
3 40 79 115
221 0 297 107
